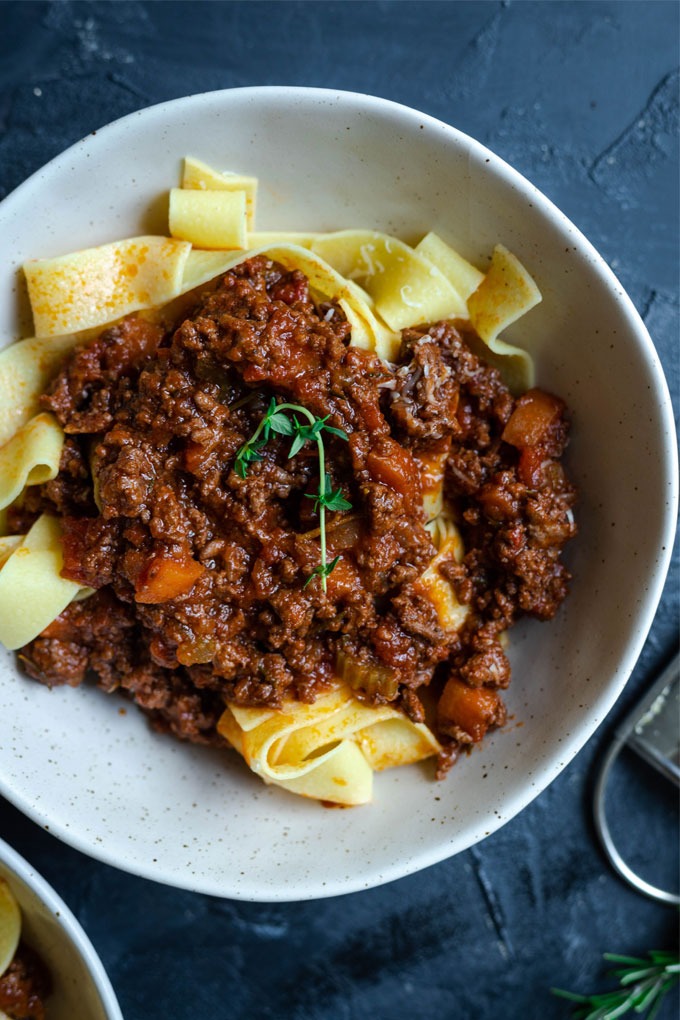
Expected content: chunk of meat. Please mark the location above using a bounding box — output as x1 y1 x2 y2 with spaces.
0 943 52 1020
42 316 164 433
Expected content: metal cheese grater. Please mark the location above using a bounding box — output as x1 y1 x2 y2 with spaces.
594 651 679 905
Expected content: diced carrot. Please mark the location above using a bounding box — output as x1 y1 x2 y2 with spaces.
366 438 421 500
354 398 384 435
518 446 544 487
135 553 205 604
502 389 564 449
437 676 501 742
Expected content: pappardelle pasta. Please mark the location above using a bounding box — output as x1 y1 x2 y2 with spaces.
0 159 577 805
0 878 51 1019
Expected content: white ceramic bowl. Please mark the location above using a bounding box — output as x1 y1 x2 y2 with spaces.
0 88 676 900
0 839 122 1019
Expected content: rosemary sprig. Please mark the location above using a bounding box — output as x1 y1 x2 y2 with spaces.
233 397 350 591
552 950 679 1020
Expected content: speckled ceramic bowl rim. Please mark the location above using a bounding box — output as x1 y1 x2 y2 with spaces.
0 86 677 900
0 837 123 1017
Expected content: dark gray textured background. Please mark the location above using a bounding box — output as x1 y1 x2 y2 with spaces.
0 2 678 1018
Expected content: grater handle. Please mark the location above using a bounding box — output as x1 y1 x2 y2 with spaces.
593 651 680 906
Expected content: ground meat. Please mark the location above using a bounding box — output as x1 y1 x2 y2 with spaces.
0 943 51 1020
17 257 577 774
456 623 511 689
43 316 164 434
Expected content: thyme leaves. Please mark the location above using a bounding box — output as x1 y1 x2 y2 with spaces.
233 399 351 591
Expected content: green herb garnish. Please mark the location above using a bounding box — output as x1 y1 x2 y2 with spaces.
552 950 679 1020
305 474 353 514
303 555 341 589
233 398 350 591
234 438 266 479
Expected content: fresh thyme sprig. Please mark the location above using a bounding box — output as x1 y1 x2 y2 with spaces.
233 397 350 591
234 438 267 478
304 555 341 589
305 474 352 514
552 950 680 1020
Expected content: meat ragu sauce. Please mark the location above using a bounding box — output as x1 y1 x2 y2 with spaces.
15 256 577 774
0 943 52 1020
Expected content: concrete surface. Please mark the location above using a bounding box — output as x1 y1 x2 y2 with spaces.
0 3 677 1018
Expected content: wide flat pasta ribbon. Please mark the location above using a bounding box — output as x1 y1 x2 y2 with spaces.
337 280 401 361
412 443 469 636
0 536 23 567
0 877 21 980
21 228 538 384
218 684 440 805
311 230 468 331
0 514 91 650
415 232 484 301
0 413 64 511
24 236 192 337
0 332 83 446
466 244 540 393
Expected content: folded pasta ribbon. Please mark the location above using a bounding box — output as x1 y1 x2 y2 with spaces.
0 332 83 446
171 157 257 249
218 684 441 806
20 159 541 384
311 230 468 330
0 877 21 980
169 189 248 251
0 515 92 650
415 232 485 300
0 412 64 511
466 244 540 392
420 512 469 635
182 156 258 227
